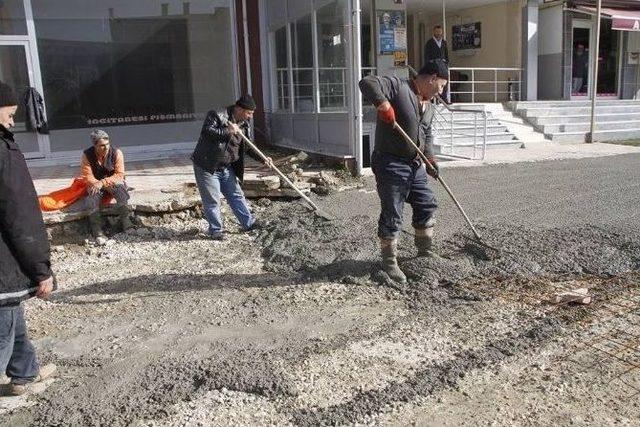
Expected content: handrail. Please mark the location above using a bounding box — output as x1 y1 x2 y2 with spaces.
433 95 488 160
448 67 523 103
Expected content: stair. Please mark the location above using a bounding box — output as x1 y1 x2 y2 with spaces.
507 100 640 142
432 105 521 157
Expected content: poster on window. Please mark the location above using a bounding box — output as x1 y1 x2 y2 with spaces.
452 22 482 51
378 10 405 54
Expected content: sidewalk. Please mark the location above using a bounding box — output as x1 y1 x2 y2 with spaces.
30 141 640 223
438 140 640 169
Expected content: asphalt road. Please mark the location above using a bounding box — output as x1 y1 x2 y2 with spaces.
320 153 640 239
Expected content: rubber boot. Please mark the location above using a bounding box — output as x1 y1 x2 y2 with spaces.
380 239 407 283
116 204 133 231
415 226 434 257
88 212 105 239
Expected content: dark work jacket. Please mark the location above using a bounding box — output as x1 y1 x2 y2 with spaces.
359 75 435 160
572 53 588 79
191 107 251 183
84 146 118 180
24 87 49 134
423 38 449 65
0 125 53 306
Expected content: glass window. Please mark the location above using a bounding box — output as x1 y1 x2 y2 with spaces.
274 26 290 111
317 0 347 111
32 1 236 151
0 45 40 154
292 14 313 112
0 0 27 35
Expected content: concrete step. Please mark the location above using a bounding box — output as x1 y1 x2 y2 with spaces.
435 131 515 140
508 100 640 109
539 120 640 133
518 105 640 117
433 124 509 134
546 128 640 142
435 133 518 146
435 138 521 153
529 112 640 125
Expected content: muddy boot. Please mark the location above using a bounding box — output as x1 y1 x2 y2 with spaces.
116 204 133 231
415 226 434 257
380 239 407 283
88 212 105 241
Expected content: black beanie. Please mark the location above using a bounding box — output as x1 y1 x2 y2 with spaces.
418 59 449 79
0 82 18 108
235 94 256 111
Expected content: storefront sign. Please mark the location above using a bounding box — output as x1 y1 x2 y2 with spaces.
613 18 640 32
452 22 482 51
378 10 405 55
86 112 205 127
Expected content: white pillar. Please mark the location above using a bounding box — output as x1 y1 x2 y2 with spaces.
521 0 541 100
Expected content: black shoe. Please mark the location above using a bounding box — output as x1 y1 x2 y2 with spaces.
246 219 266 232
208 233 226 241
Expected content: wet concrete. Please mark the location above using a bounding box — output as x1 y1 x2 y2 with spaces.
4 154 640 426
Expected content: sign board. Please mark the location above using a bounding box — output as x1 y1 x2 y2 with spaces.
452 22 481 51
613 18 640 31
377 10 405 54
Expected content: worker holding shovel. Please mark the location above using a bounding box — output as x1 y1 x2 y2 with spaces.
359 60 449 284
191 95 272 240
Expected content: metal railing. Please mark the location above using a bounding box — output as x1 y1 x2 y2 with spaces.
448 67 523 103
432 95 488 160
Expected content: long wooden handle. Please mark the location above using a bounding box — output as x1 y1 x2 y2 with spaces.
236 131 320 211
392 122 483 241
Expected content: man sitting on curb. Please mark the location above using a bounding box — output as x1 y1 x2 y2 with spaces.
81 129 132 243
0 81 57 396
191 94 272 240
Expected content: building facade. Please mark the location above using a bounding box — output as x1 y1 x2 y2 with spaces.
1 0 639 171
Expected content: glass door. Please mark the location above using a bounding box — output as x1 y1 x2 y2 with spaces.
571 21 592 98
0 0 48 159
596 18 620 98
0 42 45 157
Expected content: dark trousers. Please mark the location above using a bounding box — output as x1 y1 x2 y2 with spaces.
372 150 438 240
86 183 130 213
0 305 39 385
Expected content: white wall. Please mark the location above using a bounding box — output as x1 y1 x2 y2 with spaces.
539 4 563 56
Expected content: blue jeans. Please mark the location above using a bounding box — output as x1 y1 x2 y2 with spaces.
193 164 254 236
0 305 39 385
372 150 438 239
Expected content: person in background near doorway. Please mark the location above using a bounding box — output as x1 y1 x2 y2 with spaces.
0 81 57 397
81 129 132 244
191 94 272 241
423 25 450 103
572 44 589 94
359 59 449 284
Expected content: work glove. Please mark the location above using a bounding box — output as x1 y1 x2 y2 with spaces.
377 104 396 124
425 156 439 179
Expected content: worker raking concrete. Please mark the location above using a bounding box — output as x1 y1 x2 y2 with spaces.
359 59 449 284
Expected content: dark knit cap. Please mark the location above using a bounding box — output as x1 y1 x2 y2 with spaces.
418 59 449 79
235 94 256 111
0 82 18 108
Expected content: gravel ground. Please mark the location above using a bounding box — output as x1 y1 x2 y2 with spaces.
2 155 640 426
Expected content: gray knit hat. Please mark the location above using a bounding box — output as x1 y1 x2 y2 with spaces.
90 129 110 143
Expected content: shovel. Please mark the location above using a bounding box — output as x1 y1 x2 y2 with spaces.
233 128 333 221
392 122 500 253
